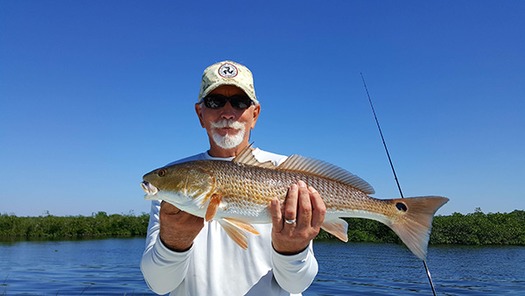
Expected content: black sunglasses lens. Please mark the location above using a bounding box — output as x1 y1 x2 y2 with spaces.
204 95 227 109
230 96 252 109
204 95 252 109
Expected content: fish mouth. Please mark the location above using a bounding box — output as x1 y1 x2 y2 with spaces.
141 181 158 196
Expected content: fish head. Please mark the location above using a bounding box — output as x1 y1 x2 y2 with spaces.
141 162 215 210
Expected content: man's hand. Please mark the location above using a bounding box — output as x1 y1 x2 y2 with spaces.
270 180 326 255
159 201 204 252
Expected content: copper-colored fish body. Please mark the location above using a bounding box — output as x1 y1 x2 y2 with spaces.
142 148 448 260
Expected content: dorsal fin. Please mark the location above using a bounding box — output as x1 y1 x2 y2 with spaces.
277 155 375 194
232 144 277 169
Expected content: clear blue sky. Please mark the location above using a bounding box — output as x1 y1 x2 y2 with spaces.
1 1 523 217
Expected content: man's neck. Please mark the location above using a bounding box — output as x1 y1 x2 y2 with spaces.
207 142 249 158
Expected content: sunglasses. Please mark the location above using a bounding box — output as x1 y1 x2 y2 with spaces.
202 94 254 110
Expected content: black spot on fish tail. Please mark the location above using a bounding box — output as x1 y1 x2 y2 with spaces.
396 202 408 212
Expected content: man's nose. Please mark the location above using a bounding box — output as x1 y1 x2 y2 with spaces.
220 102 236 119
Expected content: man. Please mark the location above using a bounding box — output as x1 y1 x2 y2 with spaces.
141 60 326 295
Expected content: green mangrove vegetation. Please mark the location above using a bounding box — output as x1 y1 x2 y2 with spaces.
0 211 149 240
1 209 524 245
316 209 525 245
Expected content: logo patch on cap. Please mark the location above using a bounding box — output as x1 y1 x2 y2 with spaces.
218 63 238 78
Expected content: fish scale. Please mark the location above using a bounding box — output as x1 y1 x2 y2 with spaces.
214 161 379 215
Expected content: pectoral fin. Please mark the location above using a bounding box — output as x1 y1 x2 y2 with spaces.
321 218 349 242
205 194 222 222
218 218 260 249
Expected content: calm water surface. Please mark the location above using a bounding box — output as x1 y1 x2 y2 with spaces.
1 238 523 295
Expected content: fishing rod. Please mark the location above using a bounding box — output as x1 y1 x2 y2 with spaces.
360 73 438 296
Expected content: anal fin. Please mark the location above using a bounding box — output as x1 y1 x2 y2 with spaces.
321 218 349 242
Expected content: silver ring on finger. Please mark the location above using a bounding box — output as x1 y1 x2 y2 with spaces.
285 218 297 225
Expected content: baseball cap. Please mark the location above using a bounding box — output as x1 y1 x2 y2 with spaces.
197 60 259 105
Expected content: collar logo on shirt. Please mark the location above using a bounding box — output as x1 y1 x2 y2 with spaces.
218 63 238 78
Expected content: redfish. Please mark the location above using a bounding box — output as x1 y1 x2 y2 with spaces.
141 148 448 260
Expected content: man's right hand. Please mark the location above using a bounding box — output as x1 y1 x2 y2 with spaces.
159 201 204 252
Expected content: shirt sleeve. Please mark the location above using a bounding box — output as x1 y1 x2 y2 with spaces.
271 243 319 294
140 200 192 294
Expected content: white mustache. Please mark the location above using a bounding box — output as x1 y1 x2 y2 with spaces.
210 120 246 149
211 120 245 130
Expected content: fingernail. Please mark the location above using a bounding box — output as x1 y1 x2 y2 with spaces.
290 184 298 190
308 185 317 193
298 180 307 188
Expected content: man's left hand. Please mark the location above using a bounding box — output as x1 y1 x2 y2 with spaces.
270 180 326 255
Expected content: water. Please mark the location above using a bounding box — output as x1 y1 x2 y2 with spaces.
1 238 523 295
308 242 525 295
0 238 150 295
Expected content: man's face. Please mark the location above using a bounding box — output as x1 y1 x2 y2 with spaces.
195 85 260 150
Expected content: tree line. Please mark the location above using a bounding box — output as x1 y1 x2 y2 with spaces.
316 209 525 245
0 211 149 240
1 209 524 245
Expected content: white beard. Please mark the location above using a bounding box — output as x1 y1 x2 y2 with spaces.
210 120 246 149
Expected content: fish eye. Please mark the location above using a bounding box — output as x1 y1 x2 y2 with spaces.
157 169 167 177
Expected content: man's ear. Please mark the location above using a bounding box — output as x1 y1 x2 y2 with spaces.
195 104 205 127
250 104 261 129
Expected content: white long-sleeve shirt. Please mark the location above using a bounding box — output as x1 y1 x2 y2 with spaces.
141 148 319 296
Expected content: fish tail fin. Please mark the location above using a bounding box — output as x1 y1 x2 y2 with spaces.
388 196 448 260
